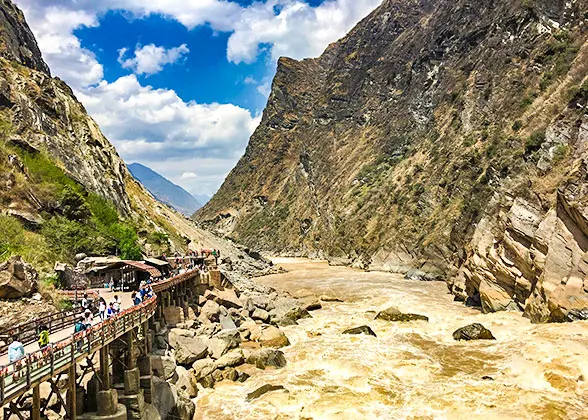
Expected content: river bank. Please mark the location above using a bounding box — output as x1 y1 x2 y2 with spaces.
195 258 588 419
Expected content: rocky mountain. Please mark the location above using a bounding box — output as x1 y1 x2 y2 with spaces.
198 0 588 322
129 163 202 216
0 0 272 277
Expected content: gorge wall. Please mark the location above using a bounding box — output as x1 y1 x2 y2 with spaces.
198 0 588 322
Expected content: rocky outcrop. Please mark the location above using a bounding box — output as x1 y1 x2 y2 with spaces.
198 0 588 322
452 323 496 341
342 326 377 337
0 255 37 298
375 306 429 322
246 348 287 370
0 0 50 74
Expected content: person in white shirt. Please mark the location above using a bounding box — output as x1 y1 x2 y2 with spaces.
81 293 89 310
98 297 106 320
112 295 122 314
8 336 25 363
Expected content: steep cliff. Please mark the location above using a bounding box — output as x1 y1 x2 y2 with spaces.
0 0 270 276
198 0 588 322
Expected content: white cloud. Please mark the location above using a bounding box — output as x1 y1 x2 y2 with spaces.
12 0 382 195
118 44 190 76
181 172 198 180
226 0 383 64
243 76 257 85
75 75 260 195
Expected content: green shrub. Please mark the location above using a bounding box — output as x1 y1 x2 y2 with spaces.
525 130 546 155
512 120 523 131
0 214 24 258
552 144 568 163
112 223 143 260
60 186 91 221
41 216 93 260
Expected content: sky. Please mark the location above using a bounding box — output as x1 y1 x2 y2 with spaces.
14 0 382 198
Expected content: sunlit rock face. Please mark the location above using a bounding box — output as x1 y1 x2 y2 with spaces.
198 0 588 320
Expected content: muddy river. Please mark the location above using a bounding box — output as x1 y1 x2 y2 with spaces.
195 259 588 419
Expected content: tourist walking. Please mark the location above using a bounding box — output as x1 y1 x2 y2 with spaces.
112 295 122 314
38 324 50 350
84 309 93 329
133 290 142 306
98 297 107 320
106 302 116 319
81 292 89 310
74 317 86 351
8 336 25 363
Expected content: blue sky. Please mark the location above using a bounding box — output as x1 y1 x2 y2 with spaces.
14 0 382 197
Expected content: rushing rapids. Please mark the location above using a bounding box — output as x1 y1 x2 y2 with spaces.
195 259 588 419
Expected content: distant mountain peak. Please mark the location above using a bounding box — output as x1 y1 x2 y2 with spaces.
128 163 202 216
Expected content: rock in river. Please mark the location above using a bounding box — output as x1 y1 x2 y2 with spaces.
375 306 429 322
259 325 290 348
246 348 287 369
342 326 377 337
246 384 286 402
453 323 496 341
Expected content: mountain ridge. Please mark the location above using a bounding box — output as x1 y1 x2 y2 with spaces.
128 162 202 216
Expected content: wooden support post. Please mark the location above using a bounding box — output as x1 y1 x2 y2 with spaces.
32 385 40 420
99 345 110 390
68 365 77 420
127 330 136 370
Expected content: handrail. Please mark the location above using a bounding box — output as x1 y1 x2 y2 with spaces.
0 307 84 356
152 269 199 293
0 297 157 406
0 269 200 407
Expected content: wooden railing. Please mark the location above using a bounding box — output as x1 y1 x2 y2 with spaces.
0 307 84 356
152 269 199 293
0 297 156 407
0 269 200 407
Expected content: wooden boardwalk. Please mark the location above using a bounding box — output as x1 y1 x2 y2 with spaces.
0 269 200 409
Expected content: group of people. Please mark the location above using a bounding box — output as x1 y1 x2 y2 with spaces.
5 265 198 365
97 294 122 320
132 283 154 305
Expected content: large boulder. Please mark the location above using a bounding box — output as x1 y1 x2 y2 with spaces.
240 320 262 341
205 288 243 309
214 350 244 369
192 359 216 381
174 366 198 398
168 330 208 365
270 298 311 326
215 328 241 349
150 356 177 381
199 300 221 323
0 256 38 299
342 326 377 337
152 377 195 420
205 337 231 359
162 306 184 327
453 323 496 341
246 348 287 369
301 297 322 311
259 326 290 348
251 308 270 322
375 306 429 322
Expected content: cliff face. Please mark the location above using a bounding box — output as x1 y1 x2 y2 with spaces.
0 0 271 276
198 0 588 321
